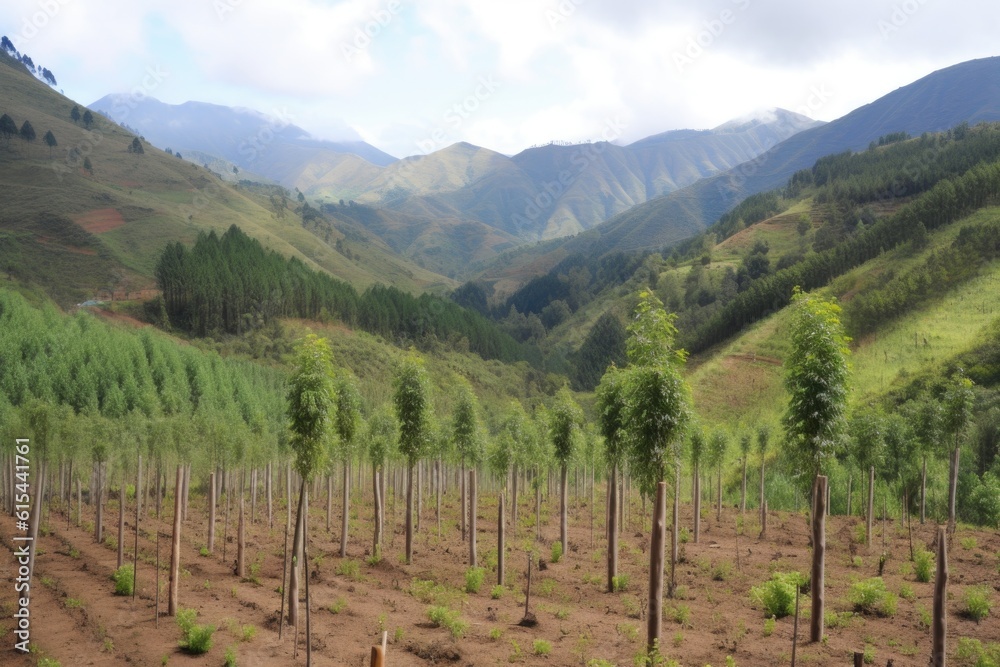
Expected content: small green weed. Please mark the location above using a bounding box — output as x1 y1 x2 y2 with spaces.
533 639 552 656
913 550 934 583
551 542 563 564
111 564 134 596
465 567 485 594
963 585 993 623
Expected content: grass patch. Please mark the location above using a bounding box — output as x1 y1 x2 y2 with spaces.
914 550 935 583
176 608 215 655
849 577 897 617
750 572 805 619
491 585 504 600
335 559 361 580
533 639 552 656
426 606 467 639
612 574 629 592
551 541 563 564
465 567 485 594
111 564 134 596
963 586 993 624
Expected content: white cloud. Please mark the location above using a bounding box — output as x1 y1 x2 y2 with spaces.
2 0 997 157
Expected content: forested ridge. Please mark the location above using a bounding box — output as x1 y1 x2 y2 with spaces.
155 225 536 365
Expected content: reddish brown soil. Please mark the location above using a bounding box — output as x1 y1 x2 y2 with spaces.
74 208 126 234
1 484 997 666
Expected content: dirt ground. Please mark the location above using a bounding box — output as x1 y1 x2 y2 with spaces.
73 208 127 234
1 478 998 667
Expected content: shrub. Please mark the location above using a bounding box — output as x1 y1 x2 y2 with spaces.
533 639 552 656
955 637 1000 666
224 645 237 667
335 559 361 580
111 565 134 596
679 527 691 543
612 574 630 592
489 627 503 641
176 608 215 655
465 567 485 594
763 616 776 637
863 644 875 664
899 583 916 601
551 542 563 564
849 578 897 617
964 586 993 623
913 550 934 583
712 561 733 582
961 537 978 551
427 606 467 638
491 585 504 599
750 572 804 619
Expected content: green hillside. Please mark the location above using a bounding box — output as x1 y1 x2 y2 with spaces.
0 50 452 306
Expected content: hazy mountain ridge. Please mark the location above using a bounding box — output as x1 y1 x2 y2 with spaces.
587 56 1000 255
89 94 396 184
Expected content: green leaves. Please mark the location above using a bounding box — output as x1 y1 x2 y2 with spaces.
334 374 363 460
393 354 432 465
452 384 482 465
783 287 850 480
598 291 692 495
286 334 335 480
549 386 582 466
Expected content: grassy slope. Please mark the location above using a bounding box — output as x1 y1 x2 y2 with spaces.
685 205 1000 428
0 52 452 305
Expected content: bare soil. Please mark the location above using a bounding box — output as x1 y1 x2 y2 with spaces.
74 208 127 234
1 481 997 666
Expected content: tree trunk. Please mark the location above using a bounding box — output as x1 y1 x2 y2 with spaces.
693 464 701 543
670 466 679 598
740 457 747 514
436 459 442 539
535 472 541 542
607 463 618 593
168 465 182 616
405 461 415 565
237 496 246 578
326 474 333 533
208 472 216 553
266 461 273 530
920 457 927 525
155 463 162 520
373 467 382 558
810 475 827 643
759 460 765 524
136 456 143 522
182 464 190 522
716 466 722 522
497 491 505 586
341 462 350 557
460 462 467 542
931 527 948 667
417 460 422 534
26 457 45 583
469 470 478 567
646 481 666 655
560 464 569 558
287 479 306 628
303 504 313 667
866 466 875 549
847 473 852 517
117 471 125 569
95 462 104 544
947 445 960 534
512 464 519 537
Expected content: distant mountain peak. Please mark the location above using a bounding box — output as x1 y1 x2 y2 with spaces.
712 108 819 133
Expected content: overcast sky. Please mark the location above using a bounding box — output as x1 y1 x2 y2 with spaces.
3 0 997 158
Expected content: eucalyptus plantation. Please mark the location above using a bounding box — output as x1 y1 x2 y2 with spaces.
393 355 432 565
